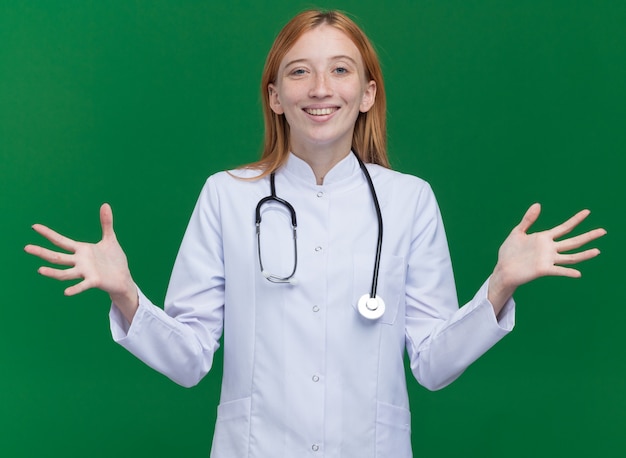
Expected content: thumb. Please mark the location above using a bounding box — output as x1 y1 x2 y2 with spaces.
517 202 541 233
100 203 115 240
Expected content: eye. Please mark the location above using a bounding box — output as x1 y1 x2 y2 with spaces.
334 67 349 75
290 68 307 76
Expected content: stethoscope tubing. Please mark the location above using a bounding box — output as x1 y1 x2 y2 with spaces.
353 152 383 300
255 150 385 318
255 173 298 283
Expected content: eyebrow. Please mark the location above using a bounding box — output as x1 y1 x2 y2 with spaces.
284 55 359 68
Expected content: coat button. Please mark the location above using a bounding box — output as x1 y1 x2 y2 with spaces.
312 444 320 452
312 375 320 382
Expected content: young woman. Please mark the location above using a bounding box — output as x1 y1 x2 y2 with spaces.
25 10 605 457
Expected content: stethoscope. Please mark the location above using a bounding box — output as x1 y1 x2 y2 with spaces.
255 150 386 320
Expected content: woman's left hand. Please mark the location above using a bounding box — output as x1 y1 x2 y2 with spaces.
488 203 606 314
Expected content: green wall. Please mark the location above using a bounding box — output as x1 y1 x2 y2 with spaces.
2 1 624 456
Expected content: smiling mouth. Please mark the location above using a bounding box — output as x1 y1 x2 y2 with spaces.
304 107 338 116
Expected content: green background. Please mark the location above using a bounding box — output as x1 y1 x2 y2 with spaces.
2 1 624 456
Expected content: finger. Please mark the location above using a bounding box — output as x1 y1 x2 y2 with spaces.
65 280 93 296
24 244 75 266
100 203 115 240
550 265 582 278
550 209 591 239
38 265 81 281
556 248 601 265
556 228 607 252
516 203 541 233
31 224 77 251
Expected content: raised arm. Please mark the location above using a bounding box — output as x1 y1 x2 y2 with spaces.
488 203 606 314
24 203 139 323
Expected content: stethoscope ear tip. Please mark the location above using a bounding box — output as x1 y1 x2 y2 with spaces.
262 270 298 285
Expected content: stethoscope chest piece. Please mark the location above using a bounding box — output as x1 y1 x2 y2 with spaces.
358 294 386 320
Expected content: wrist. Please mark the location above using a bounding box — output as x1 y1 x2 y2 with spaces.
110 280 139 324
488 265 517 314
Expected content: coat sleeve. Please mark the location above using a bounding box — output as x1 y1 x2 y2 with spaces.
404 182 515 391
109 176 225 388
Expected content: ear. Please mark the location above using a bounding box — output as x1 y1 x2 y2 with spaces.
268 84 284 115
359 80 377 113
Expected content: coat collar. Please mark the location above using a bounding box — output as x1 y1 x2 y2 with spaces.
281 152 361 190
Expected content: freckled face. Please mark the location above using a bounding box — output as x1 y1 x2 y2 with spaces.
268 25 376 157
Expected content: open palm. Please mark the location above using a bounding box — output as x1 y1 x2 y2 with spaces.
25 204 137 319
489 203 606 310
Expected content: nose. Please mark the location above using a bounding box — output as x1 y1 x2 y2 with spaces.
308 72 332 98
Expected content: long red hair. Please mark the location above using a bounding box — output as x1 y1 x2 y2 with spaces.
243 10 388 178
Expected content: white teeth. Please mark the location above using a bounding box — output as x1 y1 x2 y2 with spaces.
306 107 336 116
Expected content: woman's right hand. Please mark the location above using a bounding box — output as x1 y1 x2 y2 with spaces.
24 203 139 323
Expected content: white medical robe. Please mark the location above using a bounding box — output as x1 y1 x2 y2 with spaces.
110 152 515 457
